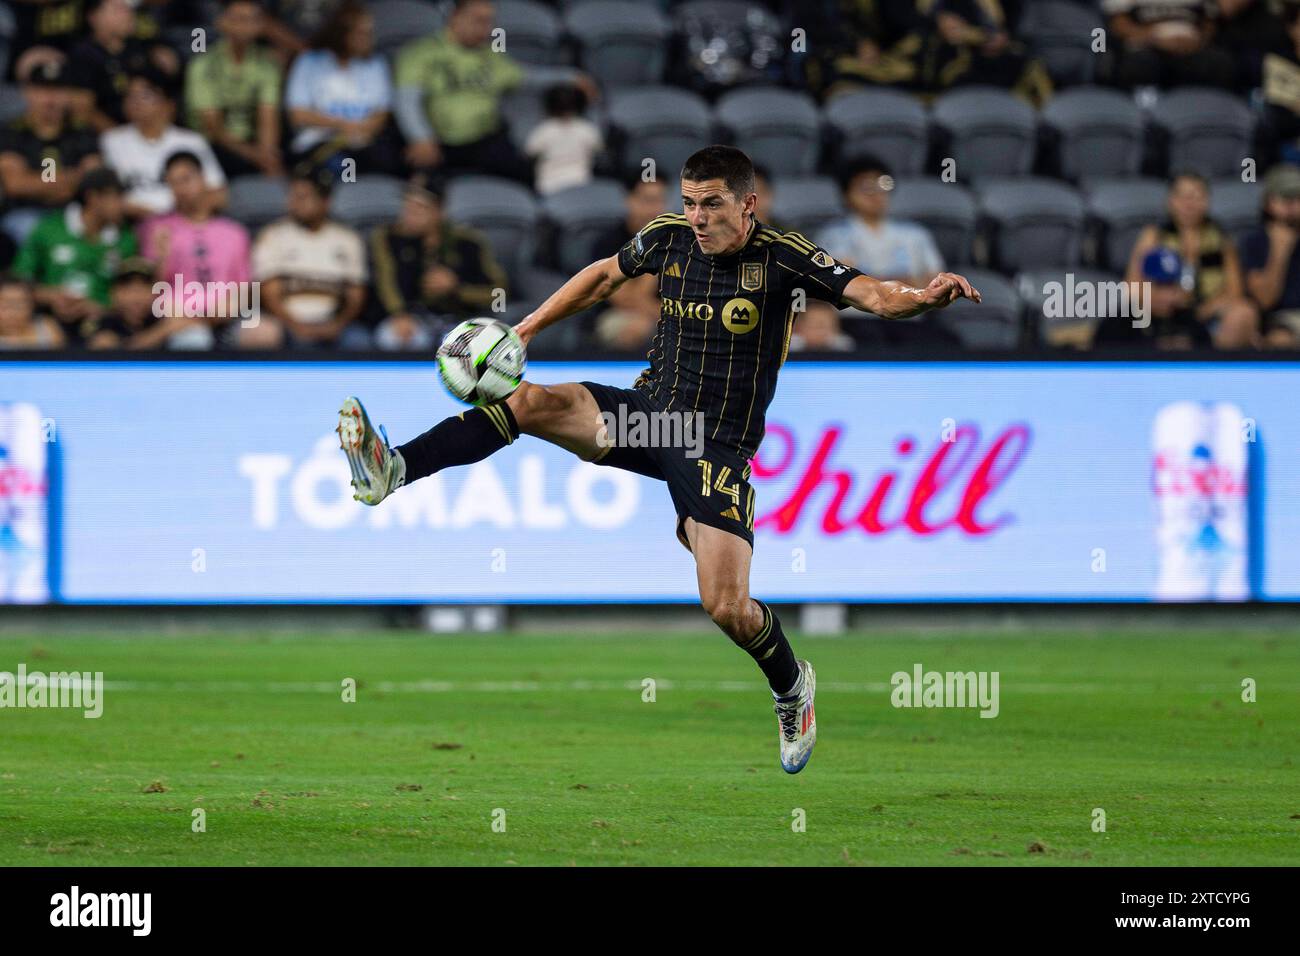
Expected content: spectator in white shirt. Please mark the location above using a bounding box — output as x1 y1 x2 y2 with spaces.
816 155 943 291
248 165 367 349
523 83 604 196
100 68 228 220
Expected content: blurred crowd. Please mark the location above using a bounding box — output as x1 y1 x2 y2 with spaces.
1 0 1299 353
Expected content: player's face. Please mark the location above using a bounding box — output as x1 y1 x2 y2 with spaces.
681 177 755 256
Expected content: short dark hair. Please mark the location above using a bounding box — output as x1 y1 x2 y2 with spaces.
543 82 586 118
163 150 204 176
78 166 123 203
681 145 756 201
836 154 892 194
623 168 664 193
312 0 369 57
291 162 334 198
0 272 33 296
1169 170 1209 191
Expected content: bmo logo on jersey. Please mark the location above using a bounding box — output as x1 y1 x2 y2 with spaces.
660 296 759 334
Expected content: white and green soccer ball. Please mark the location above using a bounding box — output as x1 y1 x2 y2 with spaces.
436 318 526 406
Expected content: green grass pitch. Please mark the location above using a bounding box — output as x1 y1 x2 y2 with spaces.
1 628 1296 866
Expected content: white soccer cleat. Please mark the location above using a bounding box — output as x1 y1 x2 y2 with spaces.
337 396 404 505
774 659 816 774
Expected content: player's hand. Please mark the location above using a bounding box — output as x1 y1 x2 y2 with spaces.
922 272 981 308
513 316 537 348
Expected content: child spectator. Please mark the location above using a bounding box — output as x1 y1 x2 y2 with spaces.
524 83 603 195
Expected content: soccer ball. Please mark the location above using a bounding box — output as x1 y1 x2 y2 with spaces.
436 318 527 406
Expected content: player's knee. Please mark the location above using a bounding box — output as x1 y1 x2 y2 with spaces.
507 381 571 431
702 591 750 640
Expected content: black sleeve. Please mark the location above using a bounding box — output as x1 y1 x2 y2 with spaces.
770 231 864 306
616 219 676 278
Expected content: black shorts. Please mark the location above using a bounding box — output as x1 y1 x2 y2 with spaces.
579 381 756 550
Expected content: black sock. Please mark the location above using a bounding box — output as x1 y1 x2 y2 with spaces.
738 600 800 696
395 403 519 483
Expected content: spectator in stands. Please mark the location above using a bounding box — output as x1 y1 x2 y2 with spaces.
923 0 1052 106
67 0 180 133
395 0 531 183
817 155 944 291
101 68 228 219
523 83 603 196
5 0 87 84
1094 247 1212 349
259 0 344 62
1124 173 1260 349
284 0 397 176
0 273 63 349
1259 2 1300 166
366 173 509 350
185 0 284 179
1099 0 1236 90
753 163 778 228
589 173 668 261
1216 0 1291 90
12 166 135 345
82 255 212 349
0 59 101 245
790 300 856 352
1242 163 1300 348
800 0 927 100
140 151 252 348
248 164 366 349
593 296 657 351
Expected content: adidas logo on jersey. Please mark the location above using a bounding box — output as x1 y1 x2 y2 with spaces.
664 261 683 278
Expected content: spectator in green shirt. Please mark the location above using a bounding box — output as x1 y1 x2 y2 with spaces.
394 0 531 183
185 0 284 178
12 166 137 343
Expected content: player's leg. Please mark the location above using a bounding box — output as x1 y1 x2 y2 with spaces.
685 518 817 773
338 382 609 505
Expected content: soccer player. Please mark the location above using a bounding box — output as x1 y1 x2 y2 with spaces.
337 146 980 773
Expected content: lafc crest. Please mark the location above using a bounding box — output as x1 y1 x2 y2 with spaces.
811 250 834 268
740 261 764 291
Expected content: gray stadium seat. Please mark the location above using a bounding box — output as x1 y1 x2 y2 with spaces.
501 67 593 150
822 88 929 176
1019 1 1103 87
1016 268 1125 348
1153 87 1255 180
565 1 670 88
331 175 405 231
934 268 1022 349
1042 86 1145 183
1084 178 1166 272
1209 178 1263 247
980 177 1086 271
932 86 1037 181
495 0 566 66
605 86 712 179
889 179 978 267
0 84 24 124
769 176 844 236
541 178 626 273
371 0 445 61
715 87 821 176
445 175 540 279
227 175 289 230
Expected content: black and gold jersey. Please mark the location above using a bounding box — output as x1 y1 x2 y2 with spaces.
615 213 864 459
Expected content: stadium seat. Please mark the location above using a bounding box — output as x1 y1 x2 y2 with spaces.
1210 178 1263 247
226 175 290 230
1084 178 1167 272
330 175 406 232
1042 86 1145 183
1016 268 1124 348
0 83 24 124
889 179 978 268
931 86 1037 182
495 0 567 66
980 178 1086 271
605 86 713 180
1152 87 1255 180
715 87 821 176
822 88 929 177
1019 1 1103 87
541 178 626 273
445 175 540 279
934 268 1022 349
564 1 670 88
769 176 844 236
370 0 446 61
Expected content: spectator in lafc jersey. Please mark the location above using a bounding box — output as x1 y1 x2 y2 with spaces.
248 165 366 349
66 0 180 133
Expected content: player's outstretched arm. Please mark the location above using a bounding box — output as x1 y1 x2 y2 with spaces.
841 272 981 320
514 255 630 346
